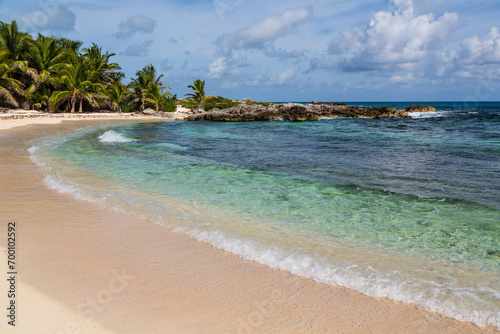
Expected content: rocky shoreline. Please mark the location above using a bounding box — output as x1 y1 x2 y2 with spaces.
0 104 436 123
186 102 436 122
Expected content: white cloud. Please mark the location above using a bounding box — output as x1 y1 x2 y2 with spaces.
429 26 500 79
216 7 312 56
391 0 413 12
207 57 228 79
389 73 414 82
246 68 295 87
327 0 458 72
122 40 153 57
115 14 157 39
274 68 295 85
459 27 500 65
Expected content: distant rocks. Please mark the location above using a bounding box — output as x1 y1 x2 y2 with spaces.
406 105 436 112
186 102 413 122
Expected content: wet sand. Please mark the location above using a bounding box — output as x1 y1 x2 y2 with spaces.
0 119 497 333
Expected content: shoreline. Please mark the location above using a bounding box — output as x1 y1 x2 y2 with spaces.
0 119 497 333
0 107 190 131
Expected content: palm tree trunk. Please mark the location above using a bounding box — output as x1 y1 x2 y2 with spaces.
70 96 75 113
79 99 83 113
195 100 204 111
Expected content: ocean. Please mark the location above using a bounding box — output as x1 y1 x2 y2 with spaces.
30 102 500 329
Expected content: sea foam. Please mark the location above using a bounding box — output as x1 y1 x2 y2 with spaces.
408 111 449 119
98 130 138 143
170 225 500 330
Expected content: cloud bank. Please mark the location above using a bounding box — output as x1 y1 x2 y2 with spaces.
327 0 458 72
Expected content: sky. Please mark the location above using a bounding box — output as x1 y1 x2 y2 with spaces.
1 0 500 102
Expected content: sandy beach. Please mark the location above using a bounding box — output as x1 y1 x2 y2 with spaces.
0 116 497 334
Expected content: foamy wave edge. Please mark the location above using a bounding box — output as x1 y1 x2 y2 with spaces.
28 145 500 330
173 227 499 330
408 110 451 119
98 130 138 143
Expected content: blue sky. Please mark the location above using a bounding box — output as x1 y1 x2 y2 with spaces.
1 0 499 101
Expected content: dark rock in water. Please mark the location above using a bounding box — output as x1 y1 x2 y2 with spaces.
406 105 436 112
185 102 411 122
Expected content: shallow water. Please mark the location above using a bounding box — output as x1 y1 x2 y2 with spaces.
30 102 500 329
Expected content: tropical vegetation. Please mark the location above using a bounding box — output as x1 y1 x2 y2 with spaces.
181 79 243 111
0 20 176 113
184 79 205 108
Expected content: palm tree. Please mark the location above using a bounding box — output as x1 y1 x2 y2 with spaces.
129 65 152 110
50 60 105 113
143 81 172 112
0 21 39 108
56 37 83 54
129 64 170 111
24 35 67 109
26 35 67 72
0 51 23 107
107 81 128 112
82 43 121 85
0 21 29 62
185 79 205 110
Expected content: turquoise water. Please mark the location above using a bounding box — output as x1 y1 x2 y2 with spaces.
30 103 500 329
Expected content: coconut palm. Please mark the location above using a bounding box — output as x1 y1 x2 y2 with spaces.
107 81 128 112
26 35 67 72
0 21 29 62
82 43 121 85
0 52 23 107
185 79 205 110
129 64 170 111
57 37 83 54
50 60 105 113
143 82 172 112
24 35 68 109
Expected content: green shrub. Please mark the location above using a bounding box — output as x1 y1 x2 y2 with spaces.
204 96 240 110
179 99 197 109
245 100 272 107
162 94 177 112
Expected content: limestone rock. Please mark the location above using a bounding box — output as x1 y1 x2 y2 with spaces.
185 102 419 122
406 105 436 112
142 108 156 115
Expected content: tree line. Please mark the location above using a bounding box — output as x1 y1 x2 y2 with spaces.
0 20 177 113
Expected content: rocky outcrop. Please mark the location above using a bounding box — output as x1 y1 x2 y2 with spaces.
186 102 411 122
141 108 157 115
406 105 436 112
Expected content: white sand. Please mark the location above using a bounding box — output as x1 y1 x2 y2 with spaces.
0 107 190 131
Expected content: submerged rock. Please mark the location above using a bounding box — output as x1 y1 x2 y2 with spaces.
186 102 412 122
